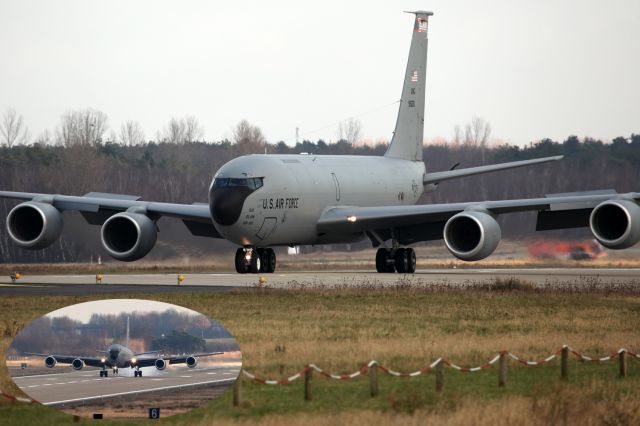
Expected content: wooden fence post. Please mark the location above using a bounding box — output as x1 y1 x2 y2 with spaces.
369 363 378 397
304 367 312 401
498 352 507 387
435 360 444 393
619 350 627 378
561 346 569 381
232 377 241 407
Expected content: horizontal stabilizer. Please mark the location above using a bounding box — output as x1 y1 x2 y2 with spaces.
423 155 563 185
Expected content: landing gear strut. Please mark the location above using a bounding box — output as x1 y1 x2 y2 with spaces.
134 366 142 378
235 248 276 274
376 247 416 273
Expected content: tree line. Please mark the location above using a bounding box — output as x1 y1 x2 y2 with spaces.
0 108 639 263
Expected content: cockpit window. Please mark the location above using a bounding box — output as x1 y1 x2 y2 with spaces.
213 177 263 190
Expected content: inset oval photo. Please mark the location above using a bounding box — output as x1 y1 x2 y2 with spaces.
6 299 241 419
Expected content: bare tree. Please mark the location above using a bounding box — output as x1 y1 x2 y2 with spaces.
464 116 492 147
184 116 204 142
232 119 266 154
157 116 204 144
336 118 362 144
119 120 145 146
1 108 30 147
33 129 52 145
56 109 108 147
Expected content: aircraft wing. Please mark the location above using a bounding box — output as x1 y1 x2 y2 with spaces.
24 353 108 368
317 190 640 245
0 191 222 238
168 352 224 365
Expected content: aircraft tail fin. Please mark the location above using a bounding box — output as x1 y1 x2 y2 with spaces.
126 316 130 348
385 11 433 162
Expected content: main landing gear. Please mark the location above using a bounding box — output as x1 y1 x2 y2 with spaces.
376 247 416 273
235 248 276 274
134 366 143 377
100 367 108 377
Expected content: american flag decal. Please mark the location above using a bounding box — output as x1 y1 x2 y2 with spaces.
416 18 428 33
411 70 418 82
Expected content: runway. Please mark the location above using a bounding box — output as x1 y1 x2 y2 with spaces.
11 362 241 407
0 268 638 295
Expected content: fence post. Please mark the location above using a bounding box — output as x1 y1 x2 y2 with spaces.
435 360 444 393
619 350 627 378
232 376 241 407
561 346 569 381
369 363 378 397
498 352 507 387
304 367 312 401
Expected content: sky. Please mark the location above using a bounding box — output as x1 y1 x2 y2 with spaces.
0 0 638 146
45 299 199 323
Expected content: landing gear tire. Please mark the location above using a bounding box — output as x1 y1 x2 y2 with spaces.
376 248 395 273
235 248 248 274
407 248 416 273
100 370 108 377
395 248 409 273
134 370 142 378
265 248 276 273
248 250 261 274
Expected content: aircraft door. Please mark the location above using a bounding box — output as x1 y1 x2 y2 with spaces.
256 217 277 240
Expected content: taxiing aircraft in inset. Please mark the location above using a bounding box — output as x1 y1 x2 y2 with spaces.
1 11 639 273
25 319 222 377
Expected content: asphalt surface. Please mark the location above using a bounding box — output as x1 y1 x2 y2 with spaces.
11 361 241 406
0 269 639 295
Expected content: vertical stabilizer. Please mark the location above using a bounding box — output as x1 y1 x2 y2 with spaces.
385 11 433 161
126 316 130 348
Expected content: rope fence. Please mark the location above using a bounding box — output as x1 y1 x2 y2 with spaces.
2 345 639 407
233 345 640 405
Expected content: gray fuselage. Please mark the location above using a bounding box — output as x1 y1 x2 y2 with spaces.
106 343 135 368
209 154 426 247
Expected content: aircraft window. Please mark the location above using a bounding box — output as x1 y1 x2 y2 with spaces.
213 178 229 188
213 177 263 190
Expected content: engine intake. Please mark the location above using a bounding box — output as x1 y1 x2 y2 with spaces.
45 356 56 368
72 358 84 370
186 356 197 368
443 210 501 261
101 212 157 261
589 199 640 249
6 202 63 249
155 358 166 371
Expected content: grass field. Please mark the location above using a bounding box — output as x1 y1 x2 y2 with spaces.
1 281 640 425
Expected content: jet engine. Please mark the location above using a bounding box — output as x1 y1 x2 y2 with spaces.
589 199 640 249
45 356 56 368
443 210 501 261
6 202 63 249
186 356 197 368
155 358 166 371
100 212 157 261
72 358 84 370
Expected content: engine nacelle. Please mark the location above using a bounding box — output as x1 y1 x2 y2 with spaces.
443 210 501 261
155 358 166 371
589 199 640 249
100 212 157 261
72 358 84 370
186 356 197 368
45 356 56 368
6 202 63 249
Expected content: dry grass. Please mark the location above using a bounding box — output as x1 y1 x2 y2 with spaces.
1 284 640 424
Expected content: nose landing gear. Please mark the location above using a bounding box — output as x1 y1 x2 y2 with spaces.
376 247 416 273
235 248 276 274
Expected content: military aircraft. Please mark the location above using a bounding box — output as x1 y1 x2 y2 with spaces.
1 11 639 274
26 319 222 378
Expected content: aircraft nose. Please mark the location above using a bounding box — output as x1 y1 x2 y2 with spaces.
209 187 250 226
